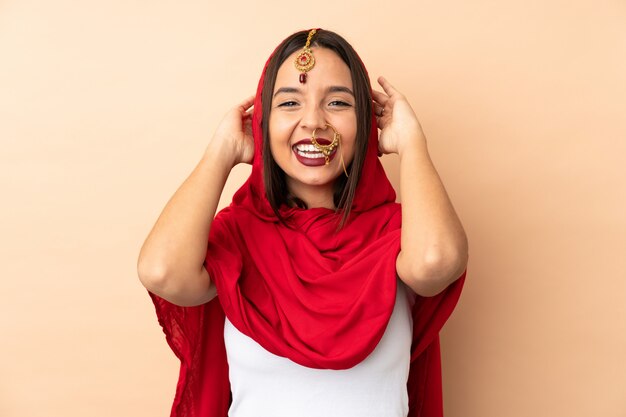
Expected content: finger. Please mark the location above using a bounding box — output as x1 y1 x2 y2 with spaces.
377 76 398 96
238 95 256 111
372 92 388 117
371 89 389 105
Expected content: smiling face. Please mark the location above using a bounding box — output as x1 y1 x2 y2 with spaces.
269 47 357 208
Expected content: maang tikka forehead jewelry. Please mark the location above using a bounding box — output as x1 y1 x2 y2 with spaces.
294 29 317 84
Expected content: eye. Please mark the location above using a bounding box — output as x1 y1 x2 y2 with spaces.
277 101 299 107
329 100 351 107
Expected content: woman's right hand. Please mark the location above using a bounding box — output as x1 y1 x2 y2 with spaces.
205 95 256 166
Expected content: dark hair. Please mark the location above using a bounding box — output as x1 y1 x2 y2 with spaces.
261 29 372 230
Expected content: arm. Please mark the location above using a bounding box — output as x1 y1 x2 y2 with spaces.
373 77 468 297
137 96 255 306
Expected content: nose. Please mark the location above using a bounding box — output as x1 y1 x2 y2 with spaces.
299 104 327 133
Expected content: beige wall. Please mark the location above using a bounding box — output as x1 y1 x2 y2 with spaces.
1 1 624 416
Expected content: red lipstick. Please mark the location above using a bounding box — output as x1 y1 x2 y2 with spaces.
292 138 337 166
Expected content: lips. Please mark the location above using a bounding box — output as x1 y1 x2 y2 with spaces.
292 138 337 166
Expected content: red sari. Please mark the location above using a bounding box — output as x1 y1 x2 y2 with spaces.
148 29 466 417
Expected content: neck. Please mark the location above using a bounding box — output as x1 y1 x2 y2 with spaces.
286 179 336 210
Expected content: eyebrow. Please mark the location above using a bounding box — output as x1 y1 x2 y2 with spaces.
273 85 354 98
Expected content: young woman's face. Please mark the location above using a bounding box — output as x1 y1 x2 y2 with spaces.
269 47 357 198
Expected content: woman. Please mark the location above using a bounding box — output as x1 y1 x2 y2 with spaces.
138 28 468 417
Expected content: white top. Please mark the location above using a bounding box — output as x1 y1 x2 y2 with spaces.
224 279 415 417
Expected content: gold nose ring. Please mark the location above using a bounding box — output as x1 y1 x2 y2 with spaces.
311 123 340 165
310 122 349 177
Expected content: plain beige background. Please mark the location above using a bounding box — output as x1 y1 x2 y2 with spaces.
1 0 625 416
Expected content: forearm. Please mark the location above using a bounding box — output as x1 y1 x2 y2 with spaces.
396 137 468 296
137 141 235 294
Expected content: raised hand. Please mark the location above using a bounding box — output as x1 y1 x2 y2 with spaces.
205 95 256 166
372 76 426 156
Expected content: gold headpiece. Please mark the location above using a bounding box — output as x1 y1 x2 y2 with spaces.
294 29 317 84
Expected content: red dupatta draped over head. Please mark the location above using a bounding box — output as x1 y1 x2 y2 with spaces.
148 28 466 417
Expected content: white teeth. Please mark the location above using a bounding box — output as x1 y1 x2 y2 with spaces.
295 144 318 152
293 143 336 159
294 143 336 159
296 150 325 159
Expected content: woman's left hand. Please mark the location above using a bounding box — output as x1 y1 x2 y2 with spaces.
373 76 426 156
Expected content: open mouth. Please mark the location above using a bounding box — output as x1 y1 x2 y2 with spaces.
292 143 337 166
